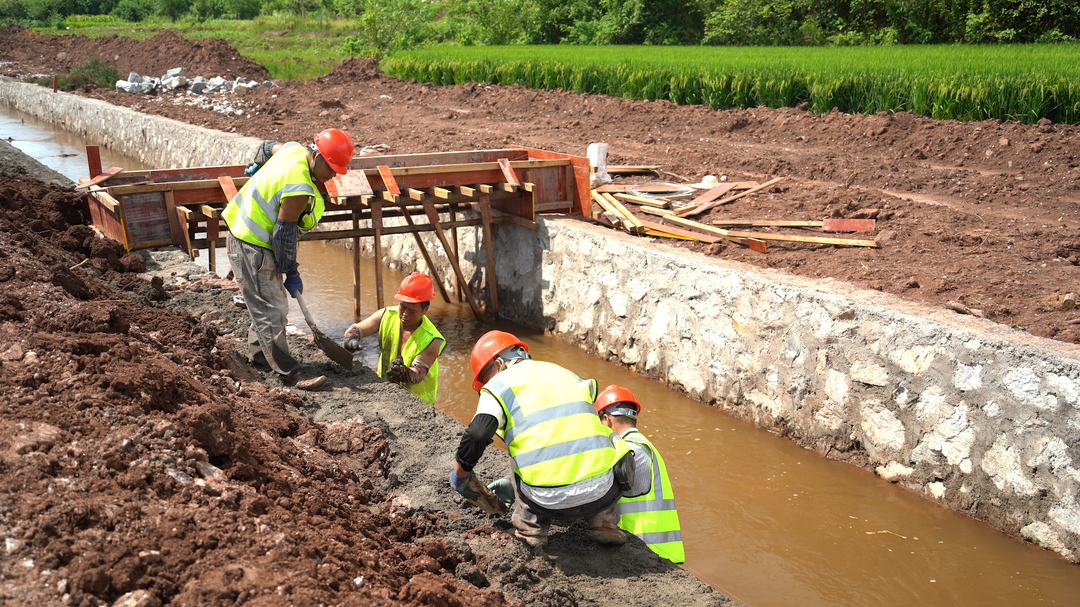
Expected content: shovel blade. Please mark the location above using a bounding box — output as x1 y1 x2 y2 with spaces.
464 473 509 516
312 327 354 370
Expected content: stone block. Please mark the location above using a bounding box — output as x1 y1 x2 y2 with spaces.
189 81 206 94
165 67 183 78
263 80 277 88
127 72 142 83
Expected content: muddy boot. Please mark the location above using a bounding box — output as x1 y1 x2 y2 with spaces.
281 371 327 390
514 530 548 548
586 523 627 546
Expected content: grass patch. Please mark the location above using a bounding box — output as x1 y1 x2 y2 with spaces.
27 57 120 91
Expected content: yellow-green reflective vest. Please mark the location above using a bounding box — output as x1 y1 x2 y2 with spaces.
222 142 324 250
377 307 445 405
483 360 633 487
617 430 684 563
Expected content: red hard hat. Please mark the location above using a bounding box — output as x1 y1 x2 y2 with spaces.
470 330 527 392
313 128 353 175
595 385 641 416
395 272 434 303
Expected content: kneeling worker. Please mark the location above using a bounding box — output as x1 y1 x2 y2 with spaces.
342 272 445 405
450 330 637 548
596 385 685 563
222 128 354 390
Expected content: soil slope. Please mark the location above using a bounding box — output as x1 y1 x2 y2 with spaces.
4 27 1076 343
0 161 731 604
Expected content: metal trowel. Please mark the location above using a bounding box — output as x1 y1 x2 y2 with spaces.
295 293 354 371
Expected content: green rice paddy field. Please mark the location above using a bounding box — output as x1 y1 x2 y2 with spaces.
383 45 1080 124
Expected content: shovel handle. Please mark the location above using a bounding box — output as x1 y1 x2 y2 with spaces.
295 292 318 331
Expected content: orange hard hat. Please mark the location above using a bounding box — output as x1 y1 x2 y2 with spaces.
395 272 434 303
595 385 641 416
313 128 353 175
470 330 527 391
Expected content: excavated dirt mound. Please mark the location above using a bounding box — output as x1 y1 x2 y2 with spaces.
4 29 1062 342
0 26 270 81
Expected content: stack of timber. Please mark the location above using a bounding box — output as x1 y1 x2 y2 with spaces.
588 176 880 253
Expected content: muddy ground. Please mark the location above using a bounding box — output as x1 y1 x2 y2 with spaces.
3 27 1078 343
0 148 730 603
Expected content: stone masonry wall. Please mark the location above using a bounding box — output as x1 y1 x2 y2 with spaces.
7 79 1078 562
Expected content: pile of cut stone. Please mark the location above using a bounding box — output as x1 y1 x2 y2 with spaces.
115 67 277 95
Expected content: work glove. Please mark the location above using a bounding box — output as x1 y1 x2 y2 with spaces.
449 468 480 500
487 478 515 508
343 326 362 351
244 162 260 177
283 273 303 298
385 356 409 383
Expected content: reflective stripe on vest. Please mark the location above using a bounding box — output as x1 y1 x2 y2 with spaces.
483 360 631 487
617 430 685 563
376 307 445 405
222 142 324 249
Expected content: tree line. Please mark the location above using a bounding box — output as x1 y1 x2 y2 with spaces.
3 0 1077 47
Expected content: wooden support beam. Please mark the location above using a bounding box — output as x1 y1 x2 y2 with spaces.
432 186 453 200
86 145 102 178
372 200 385 310
448 203 462 302
423 199 485 321
497 158 520 185
382 190 401 204
661 215 769 253
201 206 220 273
501 182 519 193
534 200 573 213
407 188 425 201
712 219 822 228
639 206 675 217
163 191 182 246
457 185 476 197
400 204 451 304
74 166 122 190
352 209 361 318
479 184 495 194
176 206 195 258
822 218 876 232
521 182 535 193
377 165 401 196
479 195 499 318
601 192 645 232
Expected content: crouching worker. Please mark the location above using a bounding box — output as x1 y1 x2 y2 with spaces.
450 330 637 548
597 385 685 563
342 272 445 405
222 128 354 390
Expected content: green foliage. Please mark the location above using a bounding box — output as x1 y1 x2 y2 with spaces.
339 0 442 58
28 57 120 90
0 0 28 21
156 0 191 20
383 44 1080 124
190 0 224 21
110 0 151 21
226 0 260 18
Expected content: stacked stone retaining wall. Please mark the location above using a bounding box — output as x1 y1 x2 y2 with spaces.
6 76 1079 562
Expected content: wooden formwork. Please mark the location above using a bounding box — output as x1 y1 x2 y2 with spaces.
81 145 591 320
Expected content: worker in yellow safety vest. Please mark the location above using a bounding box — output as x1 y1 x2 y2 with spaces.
342 273 446 405
596 384 685 563
222 128 354 391
450 330 638 548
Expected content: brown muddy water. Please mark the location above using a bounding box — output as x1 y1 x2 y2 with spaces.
15 102 1080 606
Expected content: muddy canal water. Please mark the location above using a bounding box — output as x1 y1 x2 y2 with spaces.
10 105 1080 606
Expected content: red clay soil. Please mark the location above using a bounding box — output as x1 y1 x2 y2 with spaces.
0 177 507 605
4 27 1080 347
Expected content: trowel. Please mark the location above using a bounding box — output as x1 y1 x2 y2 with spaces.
295 293 354 371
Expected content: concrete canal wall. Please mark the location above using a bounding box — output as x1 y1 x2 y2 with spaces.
5 75 1079 563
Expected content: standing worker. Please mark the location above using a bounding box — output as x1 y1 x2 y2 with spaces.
341 272 446 405
222 128 354 390
596 385 685 563
450 330 637 548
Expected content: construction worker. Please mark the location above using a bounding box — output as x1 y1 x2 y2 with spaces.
341 272 445 405
222 128 354 390
450 330 637 548
596 385 685 563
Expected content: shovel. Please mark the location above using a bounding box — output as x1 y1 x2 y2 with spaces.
464 472 509 516
295 293 354 371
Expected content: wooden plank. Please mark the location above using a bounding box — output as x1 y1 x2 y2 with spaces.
638 218 721 243
661 215 769 253
515 145 591 218
688 182 736 206
500 182 519 193
371 200 385 310
382 190 401 204
325 171 373 198
432 187 453 199
86 145 102 178
448 203 462 302
479 184 495 194
457 185 476 197
107 176 251 196
594 184 634 193
534 200 573 213
822 218 876 232
479 195 499 318
163 191 182 246
521 182 535 193
712 219 822 228
591 191 625 229
640 206 675 217
201 206 220 273
377 165 401 196
217 175 239 201
719 229 879 247
607 165 661 174
601 192 644 231
75 166 122 190
684 177 786 217
498 158 520 186
613 193 672 209
347 149 529 170
400 204 451 304
407 188 425 201
423 200 485 321
297 217 484 240
176 206 195 258
643 228 696 241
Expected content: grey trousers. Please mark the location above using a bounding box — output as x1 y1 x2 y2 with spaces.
227 234 299 376
510 476 622 541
